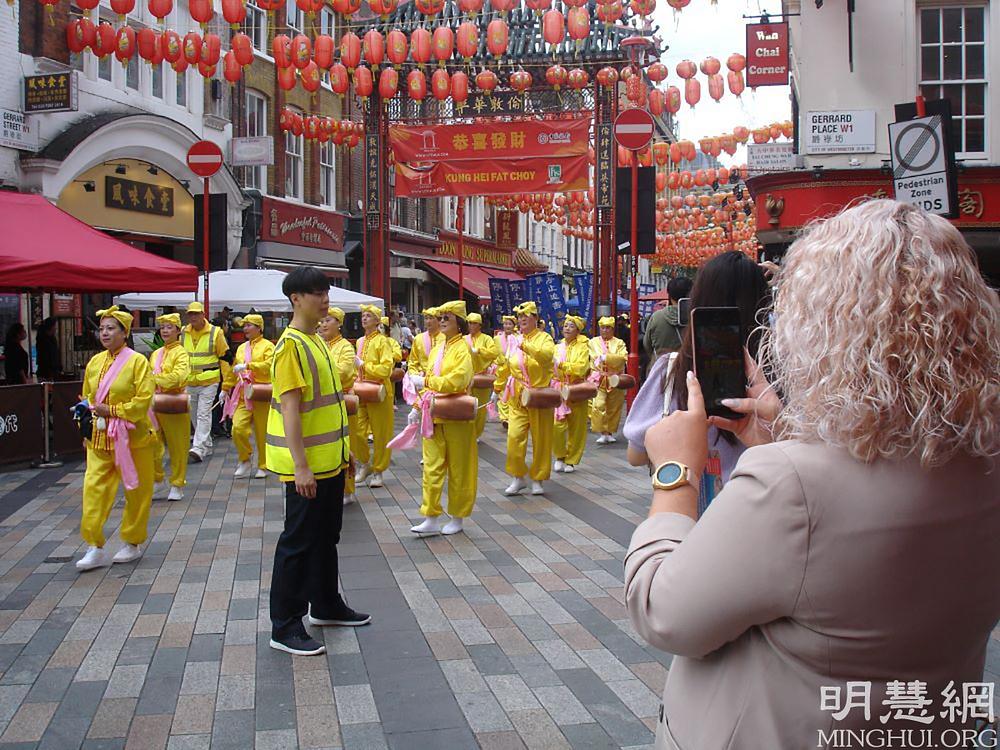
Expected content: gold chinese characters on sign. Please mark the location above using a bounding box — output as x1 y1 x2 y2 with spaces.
958 189 985 219
104 176 174 217
24 73 77 113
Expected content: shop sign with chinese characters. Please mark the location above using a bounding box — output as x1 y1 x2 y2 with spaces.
436 232 514 268
105 176 174 216
495 211 519 250
394 156 589 198
23 72 78 113
390 118 590 162
595 122 614 209
261 197 344 252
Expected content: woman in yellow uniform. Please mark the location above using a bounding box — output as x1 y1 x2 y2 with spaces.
150 313 190 502
319 307 359 505
407 307 443 376
224 314 274 479
465 312 500 441
493 315 517 427
552 315 591 474
590 315 628 443
495 302 555 496
354 304 394 488
76 306 156 572
407 301 476 537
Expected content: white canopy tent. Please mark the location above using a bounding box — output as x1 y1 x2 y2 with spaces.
115 269 383 313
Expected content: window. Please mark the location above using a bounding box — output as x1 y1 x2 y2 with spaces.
286 0 303 34
68 7 85 72
175 67 187 106
245 0 267 52
98 53 112 82
320 140 335 206
919 5 987 156
125 39 139 90
245 90 268 191
285 121 303 198
151 61 163 99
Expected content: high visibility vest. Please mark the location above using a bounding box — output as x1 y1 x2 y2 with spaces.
183 324 221 385
266 328 350 477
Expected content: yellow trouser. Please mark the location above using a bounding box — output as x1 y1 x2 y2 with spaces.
472 386 491 439
233 401 268 469
153 412 189 487
355 393 393 473
82 441 155 547
506 400 554 481
421 420 478 518
497 397 510 423
554 400 588 466
591 388 625 434
345 413 359 495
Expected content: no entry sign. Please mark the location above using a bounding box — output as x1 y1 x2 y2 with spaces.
614 109 655 151
186 140 224 178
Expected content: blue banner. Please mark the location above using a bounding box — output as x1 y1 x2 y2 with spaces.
488 278 511 321
540 272 567 335
508 280 527 310
573 273 593 326
639 284 656 317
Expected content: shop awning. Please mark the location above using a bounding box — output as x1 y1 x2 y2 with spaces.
422 260 525 302
0 192 198 293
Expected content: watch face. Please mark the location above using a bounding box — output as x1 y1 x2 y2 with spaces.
656 462 683 486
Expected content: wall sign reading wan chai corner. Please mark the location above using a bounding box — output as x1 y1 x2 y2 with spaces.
746 22 789 87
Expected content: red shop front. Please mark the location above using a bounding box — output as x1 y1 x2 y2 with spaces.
254 197 349 283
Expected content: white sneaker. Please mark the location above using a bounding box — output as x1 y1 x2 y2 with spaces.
596 435 608 445
441 517 464 535
531 481 545 496
113 543 142 564
504 476 528 496
563 464 576 474
167 486 184 501
410 516 444 536
254 468 267 479
343 493 357 505
234 461 252 478
606 434 618 444
553 459 565 473
356 464 371 482
368 473 383 488
75 546 110 572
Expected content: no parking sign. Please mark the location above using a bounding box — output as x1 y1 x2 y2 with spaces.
888 100 958 218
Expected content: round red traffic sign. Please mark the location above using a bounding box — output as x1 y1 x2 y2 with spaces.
186 140 224 178
614 108 655 151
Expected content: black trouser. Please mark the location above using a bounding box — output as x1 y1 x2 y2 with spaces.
270 471 346 638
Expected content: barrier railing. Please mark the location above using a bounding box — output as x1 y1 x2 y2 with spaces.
0 381 85 467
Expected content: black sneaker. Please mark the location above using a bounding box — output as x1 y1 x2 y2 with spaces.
308 606 372 627
269 630 326 656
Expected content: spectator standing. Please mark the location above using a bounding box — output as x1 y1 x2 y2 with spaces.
35 317 61 380
3 323 29 385
643 276 693 358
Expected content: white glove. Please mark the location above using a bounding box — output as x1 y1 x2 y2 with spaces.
233 363 247 374
489 392 499 404
216 390 229 408
410 374 425 390
595 356 605 367
407 409 420 426
471 347 479 354
354 356 364 368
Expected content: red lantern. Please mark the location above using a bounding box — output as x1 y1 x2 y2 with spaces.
707 73 724 102
679 170 692 189
289 34 310 69
542 9 564 49
296 0 322 14
76 0 100 17
596 66 618 87
189 0 213 27
458 0 483 15
629 0 654 15
700 56 720 76
198 61 217 78
780 120 794 139
301 60 320 92
303 116 318 141
330 62 349 94
684 77 700 108
171 55 188 74
148 0 172 22
231 32 252 66
667 170 680 189
726 52 746 72
66 20 89 54
333 0 361 15
386 29 408 67
110 0 134 21
415 0 444 16
201 33 221 66
363 29 384 68
509 69 531 93
656 172 667 192
431 68 450 100
180 30 201 65
93 23 116 57
567 68 588 90
596 2 622 24
490 0 517 14
411 27 432 67
432 26 453 66
646 61 667 83
353 66 373 98
272 35 291 67
137 27 158 61
456 21 478 61
277 65 296 90
486 18 509 57
727 70 745 97
665 85 681 114
719 134 737 156
545 63 567 90
475 69 498 95
368 0 396 17
313 34 334 69
289 111 303 135
407 69 427 100
221 0 244 26
378 67 398 99
567 7 589 46
675 59 696 79
223 49 241 83
618 146 632 166
669 142 682 164
340 32 361 70
451 70 469 102
648 88 664 116
732 125 750 143
524 0 550 14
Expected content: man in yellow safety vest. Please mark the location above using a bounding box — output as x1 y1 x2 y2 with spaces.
182 301 229 462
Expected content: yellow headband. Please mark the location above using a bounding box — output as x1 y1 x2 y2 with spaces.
241 314 264 329
422 307 439 318
436 300 467 320
598 316 615 328
502 315 516 323
564 315 585 332
186 301 204 313
467 313 482 325
156 313 181 328
97 305 134 334
327 307 345 323
515 301 538 317
381 316 390 327
360 304 383 318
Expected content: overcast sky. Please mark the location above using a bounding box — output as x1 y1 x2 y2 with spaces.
652 0 792 165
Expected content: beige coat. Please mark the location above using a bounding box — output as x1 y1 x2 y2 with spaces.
625 440 1000 750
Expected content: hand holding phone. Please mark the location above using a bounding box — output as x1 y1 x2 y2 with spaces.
691 307 745 419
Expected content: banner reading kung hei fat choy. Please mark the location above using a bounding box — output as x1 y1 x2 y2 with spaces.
389 118 591 162
394 155 590 198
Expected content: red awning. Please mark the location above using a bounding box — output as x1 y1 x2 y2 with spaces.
0 192 199 293
639 289 670 302
423 260 526 302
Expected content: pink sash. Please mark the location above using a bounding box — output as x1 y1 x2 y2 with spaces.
552 341 571 421
147 347 166 432
223 339 255 419
589 337 610 388
96 347 140 491
417 339 448 439
392 338 447 449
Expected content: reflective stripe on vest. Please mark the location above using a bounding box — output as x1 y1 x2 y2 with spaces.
265 328 349 476
183 325 221 384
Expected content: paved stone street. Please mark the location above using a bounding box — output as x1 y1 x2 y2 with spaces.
0 414 997 750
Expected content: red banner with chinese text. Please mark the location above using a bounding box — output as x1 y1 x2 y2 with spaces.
389 118 591 162
394 156 590 198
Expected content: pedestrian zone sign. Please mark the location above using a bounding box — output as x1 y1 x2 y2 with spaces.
888 115 953 216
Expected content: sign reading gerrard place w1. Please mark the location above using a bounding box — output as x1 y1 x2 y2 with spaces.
614 108 655 151
186 140 224 178
389 118 590 162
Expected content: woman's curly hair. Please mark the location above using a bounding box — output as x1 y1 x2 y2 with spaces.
758 199 999 467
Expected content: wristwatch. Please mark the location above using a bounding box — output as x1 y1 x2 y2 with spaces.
651 461 692 491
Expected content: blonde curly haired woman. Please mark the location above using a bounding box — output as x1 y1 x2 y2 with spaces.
625 200 1000 749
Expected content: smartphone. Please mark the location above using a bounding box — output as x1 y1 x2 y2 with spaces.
691 306 745 419
677 297 691 326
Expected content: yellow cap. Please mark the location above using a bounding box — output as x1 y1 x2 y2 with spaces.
381 316 390 326
156 313 182 328
436 300 467 320
564 315 585 332
467 312 482 325
515 301 538 317
186 301 205 313
327 307 345 323
96 305 134 335
502 314 516 323
241 314 264 329
598 316 615 328
422 306 439 317
360 304 383 317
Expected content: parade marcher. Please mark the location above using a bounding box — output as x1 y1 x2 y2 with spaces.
590 316 628 443
496 302 555 496
150 314 190 502
354 304 394 488
407 307 444 377
407 301 477 536
465 312 500 441
182 301 229 462
319 307 359 505
267 267 369 657
493 315 517 427
76 306 156 572
223 314 274 479
552 315 591 474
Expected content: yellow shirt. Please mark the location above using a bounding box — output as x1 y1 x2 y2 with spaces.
407 330 445 376
388 336 403 365
356 331 394 386
326 335 357 391
497 328 556 393
182 322 230 385
83 347 155 452
223 335 275 390
423 334 474 424
590 335 628 390
149 341 190 394
554 336 591 384
466 331 500 375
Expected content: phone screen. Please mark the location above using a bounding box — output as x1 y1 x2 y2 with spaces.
677 298 691 326
691 307 744 419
